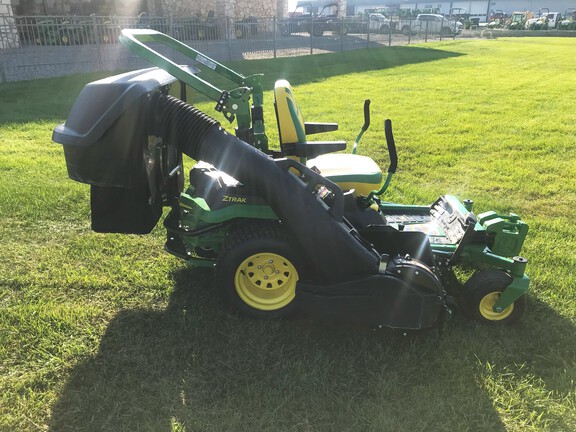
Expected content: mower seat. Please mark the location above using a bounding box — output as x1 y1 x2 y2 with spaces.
273 79 382 196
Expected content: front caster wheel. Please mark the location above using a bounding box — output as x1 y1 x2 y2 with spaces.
462 270 527 324
215 222 306 319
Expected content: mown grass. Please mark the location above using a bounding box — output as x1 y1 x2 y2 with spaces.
1 38 575 431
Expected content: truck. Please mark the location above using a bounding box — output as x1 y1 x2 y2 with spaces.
279 2 338 37
526 9 562 30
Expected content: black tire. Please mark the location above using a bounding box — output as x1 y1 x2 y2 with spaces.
311 25 324 37
401 25 412 35
380 24 390 33
338 24 349 35
441 26 453 35
461 270 527 325
215 222 306 319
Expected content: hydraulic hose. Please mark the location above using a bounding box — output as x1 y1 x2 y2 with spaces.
153 94 379 282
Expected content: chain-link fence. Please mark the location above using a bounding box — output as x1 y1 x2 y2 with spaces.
0 14 487 82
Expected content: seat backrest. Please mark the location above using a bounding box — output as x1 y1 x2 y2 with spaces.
274 79 306 145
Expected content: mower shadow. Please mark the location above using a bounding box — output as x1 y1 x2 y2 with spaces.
0 46 463 125
48 266 574 431
208 45 464 92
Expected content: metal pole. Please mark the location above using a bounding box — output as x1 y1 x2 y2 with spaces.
92 14 101 56
310 20 313 55
440 17 444 41
366 18 370 48
273 17 277 59
340 17 344 52
226 17 232 61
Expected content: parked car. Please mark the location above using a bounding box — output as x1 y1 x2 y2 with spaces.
341 13 395 34
403 14 463 36
367 13 395 33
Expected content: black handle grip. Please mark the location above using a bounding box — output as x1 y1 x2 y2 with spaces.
384 119 398 174
362 99 371 131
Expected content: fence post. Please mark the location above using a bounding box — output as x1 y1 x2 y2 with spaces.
0 64 6 83
226 17 232 61
92 15 104 67
388 20 392 46
340 17 344 52
366 21 370 48
310 20 313 55
440 17 443 41
273 17 277 59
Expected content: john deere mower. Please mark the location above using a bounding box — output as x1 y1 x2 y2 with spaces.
53 30 530 330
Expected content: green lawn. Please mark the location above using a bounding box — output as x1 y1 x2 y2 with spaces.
1 37 575 431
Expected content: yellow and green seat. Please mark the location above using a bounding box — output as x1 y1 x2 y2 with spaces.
273 79 383 196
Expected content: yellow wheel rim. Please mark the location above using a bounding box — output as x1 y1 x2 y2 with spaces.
479 292 514 321
234 252 298 311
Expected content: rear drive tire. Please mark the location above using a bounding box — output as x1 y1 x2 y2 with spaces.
312 25 324 37
215 222 306 319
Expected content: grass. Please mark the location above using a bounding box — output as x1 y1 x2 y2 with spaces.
1 37 575 431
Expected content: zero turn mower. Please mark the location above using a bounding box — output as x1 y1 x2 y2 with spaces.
53 30 530 330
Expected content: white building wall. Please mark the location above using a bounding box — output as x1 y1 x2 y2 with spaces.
489 0 569 13
353 0 574 20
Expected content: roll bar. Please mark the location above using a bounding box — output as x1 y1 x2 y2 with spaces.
119 29 268 150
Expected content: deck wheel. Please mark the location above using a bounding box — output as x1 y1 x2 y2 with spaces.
462 270 527 324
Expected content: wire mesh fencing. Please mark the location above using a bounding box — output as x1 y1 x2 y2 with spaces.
0 14 484 83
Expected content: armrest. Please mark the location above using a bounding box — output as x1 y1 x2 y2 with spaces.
281 141 346 158
304 122 338 135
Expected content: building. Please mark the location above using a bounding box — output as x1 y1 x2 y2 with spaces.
346 0 575 21
8 0 288 20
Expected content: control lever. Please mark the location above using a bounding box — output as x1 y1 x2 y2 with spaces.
352 99 371 154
